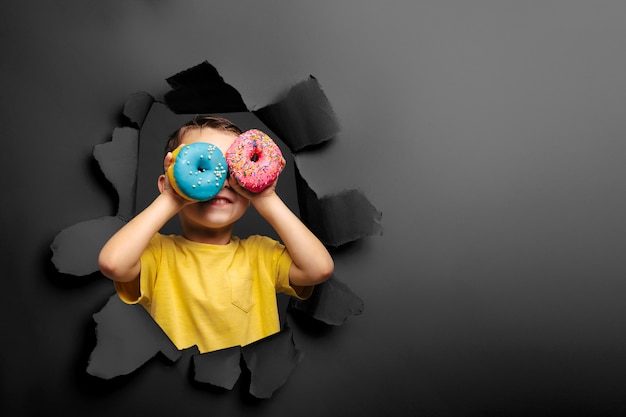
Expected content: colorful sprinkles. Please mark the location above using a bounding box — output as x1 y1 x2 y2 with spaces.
167 142 228 201
225 129 286 193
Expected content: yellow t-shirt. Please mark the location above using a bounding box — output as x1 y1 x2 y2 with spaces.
115 234 312 353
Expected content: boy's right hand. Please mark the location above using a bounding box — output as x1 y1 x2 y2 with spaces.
100 146 193 283
159 147 195 207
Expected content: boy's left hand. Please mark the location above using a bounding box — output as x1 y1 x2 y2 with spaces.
228 174 278 203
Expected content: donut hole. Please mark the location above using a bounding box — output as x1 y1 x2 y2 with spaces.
197 159 212 173
250 153 259 163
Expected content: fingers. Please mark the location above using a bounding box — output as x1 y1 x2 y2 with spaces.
163 151 173 173
228 173 278 202
226 174 247 196
163 143 185 172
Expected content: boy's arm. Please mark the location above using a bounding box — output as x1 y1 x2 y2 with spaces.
99 151 189 282
98 192 184 282
242 183 334 287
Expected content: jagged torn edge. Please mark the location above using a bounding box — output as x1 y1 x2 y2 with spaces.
164 60 248 114
253 75 378 324
49 62 374 392
50 92 153 276
89 294 300 399
50 91 149 276
193 323 302 399
45 91 308 394
254 75 383 248
87 294 181 378
254 75 340 153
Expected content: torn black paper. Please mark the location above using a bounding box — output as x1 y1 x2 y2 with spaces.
92 126 139 220
294 168 383 247
164 61 248 114
254 76 340 153
50 216 126 276
192 346 242 390
242 325 302 399
122 91 154 128
51 124 139 275
87 294 181 379
51 61 374 397
289 276 364 325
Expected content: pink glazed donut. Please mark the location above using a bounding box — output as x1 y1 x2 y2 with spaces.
226 129 286 192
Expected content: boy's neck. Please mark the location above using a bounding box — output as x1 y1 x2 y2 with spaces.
182 226 233 245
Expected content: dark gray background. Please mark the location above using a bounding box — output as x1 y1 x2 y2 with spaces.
3 1 626 416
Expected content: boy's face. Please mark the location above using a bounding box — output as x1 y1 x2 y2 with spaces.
172 127 250 232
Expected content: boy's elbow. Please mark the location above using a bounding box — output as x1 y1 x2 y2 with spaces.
322 259 335 281
312 258 334 285
98 250 138 283
98 252 118 281
291 258 334 287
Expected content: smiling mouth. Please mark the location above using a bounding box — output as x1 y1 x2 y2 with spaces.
208 197 232 205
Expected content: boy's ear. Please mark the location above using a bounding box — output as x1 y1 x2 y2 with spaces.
157 174 166 193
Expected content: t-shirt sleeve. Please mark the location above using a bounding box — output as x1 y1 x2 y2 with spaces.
114 234 160 305
253 235 314 300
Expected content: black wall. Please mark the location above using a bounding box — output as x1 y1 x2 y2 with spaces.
4 1 626 416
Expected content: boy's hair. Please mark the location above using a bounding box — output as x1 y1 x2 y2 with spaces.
165 115 242 155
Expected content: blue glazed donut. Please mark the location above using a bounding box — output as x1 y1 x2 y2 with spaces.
167 142 228 201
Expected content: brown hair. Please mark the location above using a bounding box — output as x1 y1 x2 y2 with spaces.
165 115 242 155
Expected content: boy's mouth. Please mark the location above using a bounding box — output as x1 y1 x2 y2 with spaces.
207 192 233 205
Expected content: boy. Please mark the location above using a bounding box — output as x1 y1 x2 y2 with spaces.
98 115 334 353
